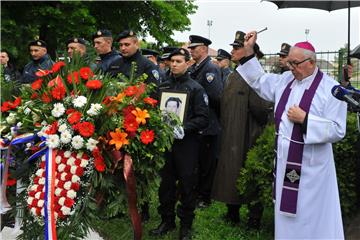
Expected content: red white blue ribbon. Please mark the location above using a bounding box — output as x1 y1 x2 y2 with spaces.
44 148 57 240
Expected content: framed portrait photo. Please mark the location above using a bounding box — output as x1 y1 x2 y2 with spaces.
160 90 189 124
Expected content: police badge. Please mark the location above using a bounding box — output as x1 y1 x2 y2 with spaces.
206 73 215 83
152 70 160 81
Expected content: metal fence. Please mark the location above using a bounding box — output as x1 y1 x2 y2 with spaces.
260 51 360 87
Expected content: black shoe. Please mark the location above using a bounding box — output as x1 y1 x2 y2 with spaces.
179 226 192 240
149 221 176 236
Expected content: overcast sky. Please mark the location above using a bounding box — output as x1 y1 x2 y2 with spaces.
171 0 360 54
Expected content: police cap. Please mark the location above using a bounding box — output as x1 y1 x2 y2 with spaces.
216 49 231 60
230 31 246 47
92 29 112 40
116 30 137 42
141 49 159 57
277 43 291 56
28 40 47 49
169 48 190 61
188 35 212 48
67 37 87 46
161 46 178 60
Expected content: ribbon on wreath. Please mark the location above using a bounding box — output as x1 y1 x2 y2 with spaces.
111 150 142 240
44 148 57 240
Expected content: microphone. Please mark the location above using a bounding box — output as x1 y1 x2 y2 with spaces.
331 85 360 108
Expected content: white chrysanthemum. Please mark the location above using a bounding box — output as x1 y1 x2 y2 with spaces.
6 113 16 124
55 188 62 196
51 103 65 118
55 156 62 164
36 169 44 177
64 151 72 158
71 135 84 149
61 172 67 181
87 103 103 116
64 181 72 190
58 163 66 172
71 175 80 183
55 179 59 186
60 131 72 144
67 190 77 199
59 197 65 206
58 124 68 133
80 159 89 168
31 207 37 216
46 134 60 149
38 200 44 208
16 122 23 128
67 157 76 166
35 192 41 199
27 197 34 205
30 185 38 191
86 138 98 151
61 206 71 215
41 208 45 217
72 96 87 108
39 177 45 185
76 152 83 158
70 166 77 175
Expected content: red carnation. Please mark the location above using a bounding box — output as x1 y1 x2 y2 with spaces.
29 191 36 197
45 121 58 135
35 207 41 216
124 115 139 132
51 85 66 100
64 165 71 172
74 159 81 166
57 181 65 188
35 69 51 77
52 61 65 73
75 167 84 177
78 121 95 137
122 105 135 117
32 199 39 207
79 67 94 80
71 182 80 191
144 97 158 107
65 174 72 181
66 108 76 115
32 79 43 90
64 198 75 208
40 161 45 169
41 92 52 103
67 71 80 84
54 204 61 212
67 111 82 124
86 80 102 90
82 153 89 160
31 92 38 99
40 192 45 199
36 185 43 192
1 101 11 112
60 190 68 197
124 86 138 96
94 156 106 172
140 129 155 145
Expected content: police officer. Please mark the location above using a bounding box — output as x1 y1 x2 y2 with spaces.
274 42 291 73
66 37 96 70
141 48 166 83
92 29 121 76
188 35 223 208
161 46 178 77
21 40 54 83
150 48 209 240
215 49 232 83
114 30 160 85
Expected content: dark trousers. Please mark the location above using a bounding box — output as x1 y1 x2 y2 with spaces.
158 133 199 227
197 134 219 201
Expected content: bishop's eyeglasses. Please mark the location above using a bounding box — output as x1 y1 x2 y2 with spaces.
286 58 311 68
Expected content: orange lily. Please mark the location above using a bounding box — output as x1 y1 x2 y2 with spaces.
109 128 129 150
131 107 150 125
111 92 126 103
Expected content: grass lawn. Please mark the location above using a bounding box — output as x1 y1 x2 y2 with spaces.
92 193 274 240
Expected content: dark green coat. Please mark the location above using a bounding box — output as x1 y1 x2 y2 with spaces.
211 70 271 204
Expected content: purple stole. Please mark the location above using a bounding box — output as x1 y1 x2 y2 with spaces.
274 69 323 216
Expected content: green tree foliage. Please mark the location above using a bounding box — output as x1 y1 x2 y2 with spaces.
1 0 197 68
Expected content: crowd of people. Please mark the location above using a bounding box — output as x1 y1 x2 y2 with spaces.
1 28 352 240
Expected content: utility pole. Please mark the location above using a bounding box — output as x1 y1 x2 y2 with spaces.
207 20 213 39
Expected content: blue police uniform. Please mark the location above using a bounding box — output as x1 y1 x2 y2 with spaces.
21 54 54 83
96 50 122 77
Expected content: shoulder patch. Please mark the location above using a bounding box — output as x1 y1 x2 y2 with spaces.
152 70 160 81
206 72 215 83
